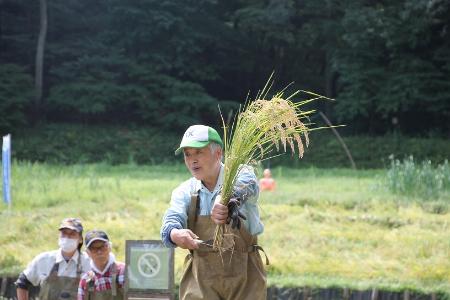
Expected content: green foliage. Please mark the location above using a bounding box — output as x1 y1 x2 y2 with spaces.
384 156 450 200
11 125 450 168
333 1 450 134
42 0 224 129
48 54 219 129
0 254 22 275
1 0 449 135
269 131 450 169
0 64 33 131
13 124 181 165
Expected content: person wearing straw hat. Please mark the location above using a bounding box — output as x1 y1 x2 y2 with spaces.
77 230 125 300
15 218 90 300
161 124 267 300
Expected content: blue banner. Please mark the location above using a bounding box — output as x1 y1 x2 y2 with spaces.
3 134 11 205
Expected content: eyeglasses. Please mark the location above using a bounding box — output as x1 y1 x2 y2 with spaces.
88 243 108 253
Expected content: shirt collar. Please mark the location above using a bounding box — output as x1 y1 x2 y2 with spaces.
196 163 224 194
90 253 116 275
56 249 79 263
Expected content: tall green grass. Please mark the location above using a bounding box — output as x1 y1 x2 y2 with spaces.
383 156 450 200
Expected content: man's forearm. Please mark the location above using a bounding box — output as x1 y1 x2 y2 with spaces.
233 167 259 203
161 224 182 247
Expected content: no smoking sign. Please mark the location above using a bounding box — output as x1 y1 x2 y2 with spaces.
137 253 161 278
125 240 174 299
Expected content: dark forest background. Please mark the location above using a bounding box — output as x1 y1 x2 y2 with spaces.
1 0 449 166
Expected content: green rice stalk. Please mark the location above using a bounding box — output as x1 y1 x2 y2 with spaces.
213 82 326 252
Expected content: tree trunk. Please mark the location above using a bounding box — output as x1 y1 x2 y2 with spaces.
34 0 47 123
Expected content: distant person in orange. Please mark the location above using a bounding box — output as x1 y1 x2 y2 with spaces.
259 168 276 191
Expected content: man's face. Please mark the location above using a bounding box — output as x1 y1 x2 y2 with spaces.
183 145 221 182
87 240 110 266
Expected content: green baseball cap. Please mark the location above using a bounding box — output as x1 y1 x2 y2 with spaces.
175 125 223 155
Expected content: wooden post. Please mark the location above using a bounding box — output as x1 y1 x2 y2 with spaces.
318 111 356 169
0 277 7 298
403 290 410 300
343 288 350 300
303 287 310 300
371 288 378 300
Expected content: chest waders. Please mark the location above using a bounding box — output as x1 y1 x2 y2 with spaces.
86 263 123 300
38 254 82 300
179 192 269 300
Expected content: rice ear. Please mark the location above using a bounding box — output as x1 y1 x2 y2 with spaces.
214 82 323 252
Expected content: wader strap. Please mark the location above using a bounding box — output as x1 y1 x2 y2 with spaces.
238 224 270 265
249 245 270 265
87 275 95 300
187 193 200 231
76 252 82 277
50 262 59 275
111 263 118 297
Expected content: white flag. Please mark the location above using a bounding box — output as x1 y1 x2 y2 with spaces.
3 134 11 204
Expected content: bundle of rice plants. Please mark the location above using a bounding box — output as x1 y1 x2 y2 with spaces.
213 80 326 251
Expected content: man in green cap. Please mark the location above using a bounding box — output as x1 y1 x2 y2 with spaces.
161 124 267 300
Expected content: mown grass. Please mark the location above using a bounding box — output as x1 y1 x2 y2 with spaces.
0 162 449 295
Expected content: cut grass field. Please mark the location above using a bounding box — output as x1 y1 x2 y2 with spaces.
0 162 449 295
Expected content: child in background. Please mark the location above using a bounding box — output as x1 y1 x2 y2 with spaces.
259 169 276 191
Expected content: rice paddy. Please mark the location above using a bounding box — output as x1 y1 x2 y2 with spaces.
0 162 449 294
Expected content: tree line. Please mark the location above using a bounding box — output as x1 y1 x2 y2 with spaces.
1 0 449 135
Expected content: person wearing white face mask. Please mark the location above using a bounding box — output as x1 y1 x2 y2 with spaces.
15 218 90 300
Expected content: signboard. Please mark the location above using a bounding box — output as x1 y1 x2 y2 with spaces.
125 240 174 300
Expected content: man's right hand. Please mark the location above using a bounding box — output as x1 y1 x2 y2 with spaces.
170 228 200 250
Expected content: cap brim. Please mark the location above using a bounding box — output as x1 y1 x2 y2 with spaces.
59 226 80 232
175 141 210 155
86 238 109 248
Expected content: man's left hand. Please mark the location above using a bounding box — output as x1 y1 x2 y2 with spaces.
227 198 246 229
